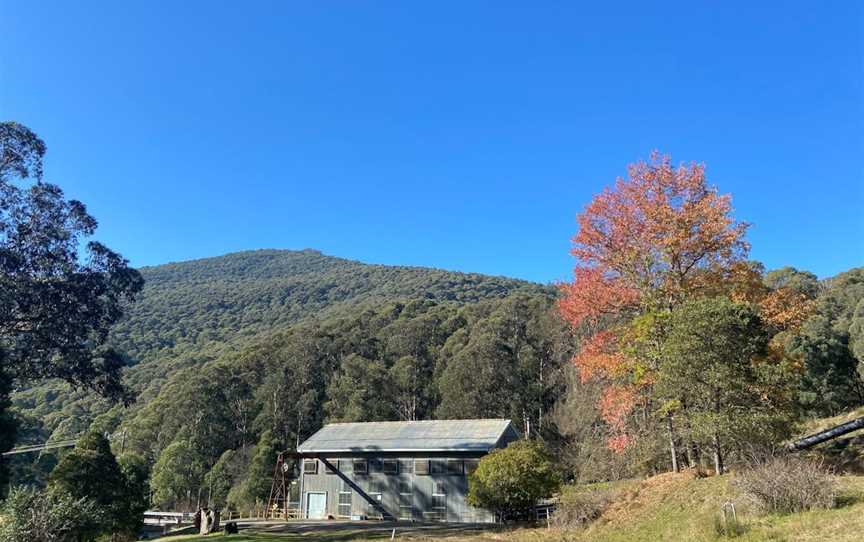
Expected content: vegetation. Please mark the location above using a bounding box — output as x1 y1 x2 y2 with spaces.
0 121 142 490
467 440 560 520
0 485 102 542
656 297 797 473
2 131 864 541
46 431 147 540
556 153 856 477
734 456 837 514
550 483 621 527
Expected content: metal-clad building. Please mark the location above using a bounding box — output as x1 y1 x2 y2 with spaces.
296 419 519 523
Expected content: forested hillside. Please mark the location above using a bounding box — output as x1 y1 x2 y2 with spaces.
9 244 863 512
112 249 549 370
8 249 551 485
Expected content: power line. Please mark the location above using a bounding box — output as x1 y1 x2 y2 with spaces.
2 439 78 456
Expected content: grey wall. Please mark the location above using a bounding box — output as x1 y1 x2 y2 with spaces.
299 456 495 523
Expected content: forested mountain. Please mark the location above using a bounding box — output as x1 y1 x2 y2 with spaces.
111 249 549 369
8 247 864 512
9 249 551 461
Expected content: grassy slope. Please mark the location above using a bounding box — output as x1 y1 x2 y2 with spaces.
540 472 864 542
160 472 864 542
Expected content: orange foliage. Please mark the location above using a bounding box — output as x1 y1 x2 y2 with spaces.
606 433 633 453
569 152 749 306
759 287 817 331
560 152 751 453
599 384 638 431
572 330 629 382
557 267 640 328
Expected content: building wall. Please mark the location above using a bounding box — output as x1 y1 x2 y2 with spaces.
299 456 496 523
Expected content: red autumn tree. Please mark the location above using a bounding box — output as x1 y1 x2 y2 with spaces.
559 152 750 460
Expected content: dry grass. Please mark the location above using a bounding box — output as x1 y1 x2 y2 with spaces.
734 456 837 514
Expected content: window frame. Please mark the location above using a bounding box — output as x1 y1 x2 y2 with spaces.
382 459 399 475
414 459 430 475
353 459 368 475
303 459 318 475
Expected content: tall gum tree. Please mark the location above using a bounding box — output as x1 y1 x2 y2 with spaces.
0 122 142 488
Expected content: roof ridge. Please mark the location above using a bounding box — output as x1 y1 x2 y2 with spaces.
323 418 511 426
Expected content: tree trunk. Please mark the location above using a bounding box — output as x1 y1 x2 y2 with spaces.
666 414 679 473
712 432 724 475
712 390 724 474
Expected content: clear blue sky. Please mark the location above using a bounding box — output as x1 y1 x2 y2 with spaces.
1 2 861 283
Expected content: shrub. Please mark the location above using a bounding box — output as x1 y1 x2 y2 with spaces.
467 440 560 521
550 485 617 527
0 486 102 542
733 456 837 514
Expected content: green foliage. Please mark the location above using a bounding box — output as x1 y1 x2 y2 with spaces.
0 372 15 493
227 431 280 510
117 453 151 535
0 122 142 490
467 440 560 520
783 267 864 415
325 354 396 422
436 296 570 435
790 315 863 415
764 266 820 298
13 249 548 465
0 486 102 542
657 298 797 469
48 431 145 539
203 448 252 509
150 440 205 511
0 122 143 399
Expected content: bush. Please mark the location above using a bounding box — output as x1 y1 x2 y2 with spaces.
0 486 102 542
550 485 617 527
733 456 837 514
467 440 560 521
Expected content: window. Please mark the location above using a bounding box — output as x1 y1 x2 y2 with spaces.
369 458 382 473
366 480 384 517
399 459 414 474
398 480 413 520
353 459 368 475
338 482 352 518
303 460 318 475
382 459 398 475
366 479 384 494
431 481 447 520
414 459 429 475
446 460 463 475
464 459 480 475
430 460 447 474
325 459 340 474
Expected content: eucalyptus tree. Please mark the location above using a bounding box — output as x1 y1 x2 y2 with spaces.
0 122 143 488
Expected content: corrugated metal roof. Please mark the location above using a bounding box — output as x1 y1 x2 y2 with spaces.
297 419 516 453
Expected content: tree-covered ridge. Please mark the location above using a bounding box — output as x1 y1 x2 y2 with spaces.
110 248 550 368
9 249 551 459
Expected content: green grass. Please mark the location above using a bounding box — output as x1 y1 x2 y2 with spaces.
161 474 864 542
